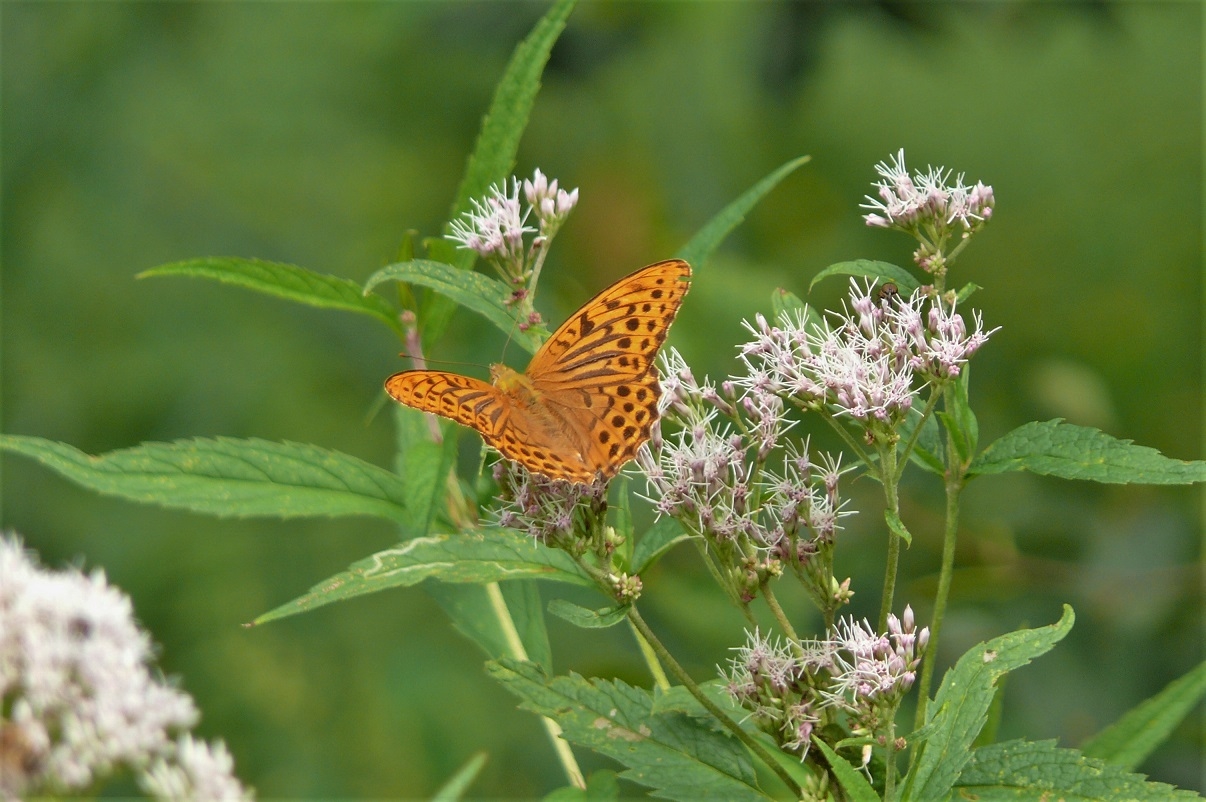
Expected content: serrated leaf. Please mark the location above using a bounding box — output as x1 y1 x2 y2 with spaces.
676 156 810 271
138 257 402 336
548 599 629 629
1081 660 1206 770
423 0 577 344
808 260 921 296
398 419 459 537
0 434 407 522
365 259 541 354
809 737 879 802
432 751 488 802
884 508 912 546
252 527 590 625
901 605 1075 801
488 660 770 802
633 516 691 574
954 739 1200 800
969 420 1206 484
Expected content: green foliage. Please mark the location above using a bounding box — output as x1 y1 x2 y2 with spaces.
810 737 879 802
675 155 810 271
547 599 629 629
808 260 921 297
1080 660 1206 771
970 419 1206 483
364 259 543 355
0 434 408 523
883 508 912 545
487 660 770 802
901 606 1075 800
543 770 621 801
955 739 1200 801
253 527 591 625
631 516 690 574
138 257 404 336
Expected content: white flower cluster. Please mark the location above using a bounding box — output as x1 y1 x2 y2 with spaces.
0 535 252 801
739 278 996 426
862 148 994 232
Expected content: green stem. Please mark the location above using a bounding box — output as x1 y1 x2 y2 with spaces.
626 606 802 797
893 390 941 484
878 444 901 630
913 463 962 731
761 583 800 645
628 618 671 691
884 718 898 799
486 582 585 789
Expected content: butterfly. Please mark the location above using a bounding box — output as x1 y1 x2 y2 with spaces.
385 259 691 484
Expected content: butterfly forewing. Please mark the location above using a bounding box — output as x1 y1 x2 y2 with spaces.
384 372 506 439
528 259 691 389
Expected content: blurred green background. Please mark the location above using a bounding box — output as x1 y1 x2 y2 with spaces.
2 2 1201 798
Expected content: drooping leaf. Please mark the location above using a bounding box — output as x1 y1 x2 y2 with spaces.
488 660 770 802
954 739 1199 801
422 0 577 342
676 156 810 271
883 508 912 546
397 418 459 537
364 259 541 354
1080 660 1206 770
809 736 878 802
138 257 402 336
0 434 407 522
633 516 691 574
432 751 488 802
252 526 591 625
901 605 1075 801
970 420 1206 484
547 599 629 629
808 260 921 297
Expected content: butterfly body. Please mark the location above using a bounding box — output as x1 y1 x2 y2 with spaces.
386 260 691 483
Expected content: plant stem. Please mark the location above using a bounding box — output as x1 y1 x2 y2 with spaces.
913 463 962 731
486 582 585 789
628 619 671 691
878 444 901 630
884 718 898 799
761 583 800 645
626 606 802 797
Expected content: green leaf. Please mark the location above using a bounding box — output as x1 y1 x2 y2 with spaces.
937 410 970 465
953 366 978 457
901 605 1075 801
675 156 810 271
252 526 591 624
955 281 982 304
610 476 634 569
1080 660 1206 770
432 751 488 802
969 420 1206 484
954 739 1200 800
809 736 879 802
769 287 823 333
548 599 629 629
398 419 459 537
501 579 553 671
423 0 577 342
633 516 691 574
138 257 402 336
884 508 912 546
365 259 541 355
487 660 770 802
0 434 407 522
808 260 921 296
899 406 944 475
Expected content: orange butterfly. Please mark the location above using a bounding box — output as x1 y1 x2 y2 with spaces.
385 260 691 483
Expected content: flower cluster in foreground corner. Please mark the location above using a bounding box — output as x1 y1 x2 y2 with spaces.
0 535 253 801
